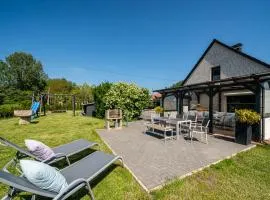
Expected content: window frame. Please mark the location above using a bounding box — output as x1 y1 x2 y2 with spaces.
211 66 221 81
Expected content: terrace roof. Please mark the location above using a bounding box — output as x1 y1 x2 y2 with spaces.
154 71 270 95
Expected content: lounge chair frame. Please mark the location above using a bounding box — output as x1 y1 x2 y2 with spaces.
0 137 99 166
1 151 123 200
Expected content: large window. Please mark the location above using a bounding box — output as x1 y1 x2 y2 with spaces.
211 66 220 81
227 95 256 112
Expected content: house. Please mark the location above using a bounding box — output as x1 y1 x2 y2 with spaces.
154 39 270 141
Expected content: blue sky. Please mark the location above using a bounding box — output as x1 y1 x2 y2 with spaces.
1 0 270 91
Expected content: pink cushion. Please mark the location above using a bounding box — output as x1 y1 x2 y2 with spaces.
25 139 55 160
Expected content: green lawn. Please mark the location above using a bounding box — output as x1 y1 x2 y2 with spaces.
0 113 270 200
0 113 149 200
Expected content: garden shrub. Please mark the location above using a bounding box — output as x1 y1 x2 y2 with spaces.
0 100 33 118
93 82 112 118
235 109 261 125
0 104 21 118
104 82 151 120
154 106 164 114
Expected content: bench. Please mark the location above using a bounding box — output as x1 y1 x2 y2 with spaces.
145 123 174 142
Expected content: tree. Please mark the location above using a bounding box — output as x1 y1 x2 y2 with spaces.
4 52 48 91
47 78 75 94
76 83 94 103
170 80 183 88
0 61 11 88
104 82 151 120
93 82 112 118
71 83 94 104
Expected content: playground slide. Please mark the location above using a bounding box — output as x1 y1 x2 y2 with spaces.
31 102 40 116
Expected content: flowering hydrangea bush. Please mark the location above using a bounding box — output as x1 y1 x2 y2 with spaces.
104 82 151 120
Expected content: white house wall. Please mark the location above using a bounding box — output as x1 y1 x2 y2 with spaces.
184 42 270 85
264 118 270 140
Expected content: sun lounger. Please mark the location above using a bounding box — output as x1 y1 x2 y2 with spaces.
0 151 123 200
0 137 98 165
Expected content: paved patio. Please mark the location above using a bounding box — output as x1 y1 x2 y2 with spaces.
97 121 255 191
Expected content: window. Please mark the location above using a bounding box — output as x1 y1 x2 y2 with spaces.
227 95 256 112
211 66 220 81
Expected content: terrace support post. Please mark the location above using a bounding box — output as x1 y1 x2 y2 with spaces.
179 92 183 115
72 95 76 116
261 87 265 142
175 92 179 114
186 91 191 111
160 94 165 108
208 87 214 134
188 98 191 111
195 92 200 104
255 85 262 141
218 92 221 112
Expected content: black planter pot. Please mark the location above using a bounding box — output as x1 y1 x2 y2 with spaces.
235 122 252 145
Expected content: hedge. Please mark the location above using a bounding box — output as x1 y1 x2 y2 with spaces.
0 101 32 118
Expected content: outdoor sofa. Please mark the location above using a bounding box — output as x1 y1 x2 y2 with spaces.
186 110 235 130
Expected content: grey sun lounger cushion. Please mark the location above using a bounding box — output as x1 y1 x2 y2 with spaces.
0 171 57 198
52 139 97 157
61 151 118 183
0 137 98 164
0 151 122 200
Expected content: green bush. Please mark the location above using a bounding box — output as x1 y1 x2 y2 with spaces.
154 106 164 114
20 100 32 109
0 104 21 118
235 109 261 125
0 87 33 105
104 82 151 120
93 82 112 118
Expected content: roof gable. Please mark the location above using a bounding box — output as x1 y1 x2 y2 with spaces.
182 39 270 85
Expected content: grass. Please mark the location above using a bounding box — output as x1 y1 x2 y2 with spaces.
0 113 149 200
151 145 270 200
0 113 270 199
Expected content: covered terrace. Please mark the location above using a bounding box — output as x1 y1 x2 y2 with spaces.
154 71 270 141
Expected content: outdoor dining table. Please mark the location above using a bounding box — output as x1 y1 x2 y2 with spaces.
153 117 191 140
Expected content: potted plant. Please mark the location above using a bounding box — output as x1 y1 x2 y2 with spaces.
154 106 164 117
235 109 261 145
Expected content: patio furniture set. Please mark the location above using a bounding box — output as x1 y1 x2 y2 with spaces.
0 137 123 200
145 111 210 144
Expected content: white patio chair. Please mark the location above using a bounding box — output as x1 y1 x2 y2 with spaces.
181 114 197 133
150 113 160 123
191 118 210 144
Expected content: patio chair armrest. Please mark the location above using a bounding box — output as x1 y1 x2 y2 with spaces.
54 178 93 200
43 153 71 165
202 127 208 133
